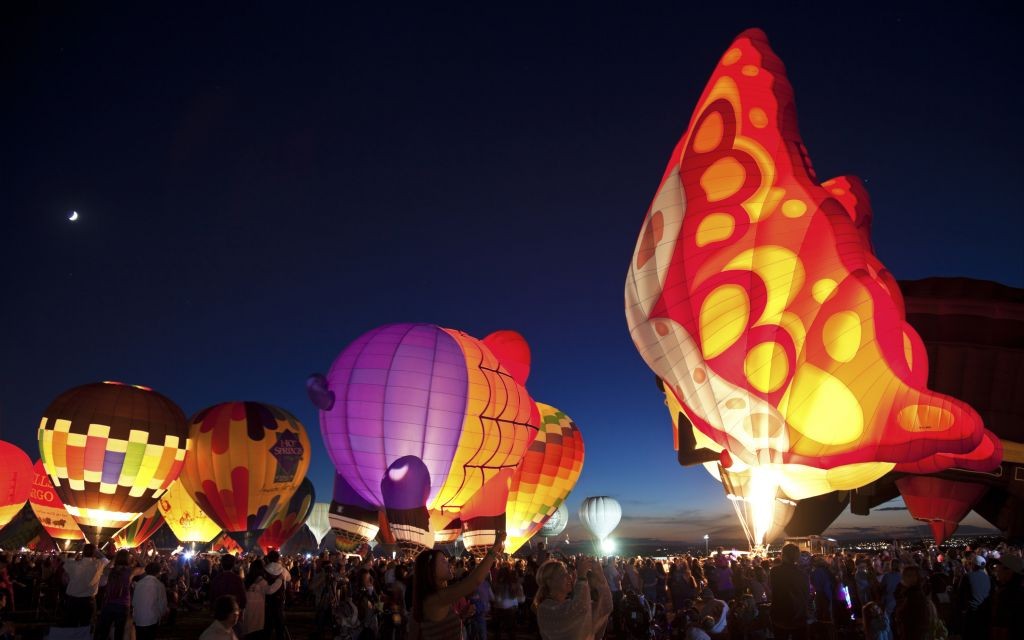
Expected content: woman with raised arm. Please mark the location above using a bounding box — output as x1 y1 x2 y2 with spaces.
535 555 612 640
411 533 506 640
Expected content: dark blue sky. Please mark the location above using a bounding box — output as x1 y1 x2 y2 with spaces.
3 3 1022 544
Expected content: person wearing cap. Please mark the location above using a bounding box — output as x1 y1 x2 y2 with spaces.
959 554 991 640
991 554 1024 640
769 544 808 640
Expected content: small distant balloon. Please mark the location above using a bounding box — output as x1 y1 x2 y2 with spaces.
68 211 79 222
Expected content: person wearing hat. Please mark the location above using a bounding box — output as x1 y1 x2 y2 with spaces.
697 588 728 637
769 544 809 640
959 553 992 640
991 554 1024 640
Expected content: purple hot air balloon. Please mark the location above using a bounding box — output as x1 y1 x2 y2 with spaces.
381 455 433 556
329 473 380 553
312 323 539 521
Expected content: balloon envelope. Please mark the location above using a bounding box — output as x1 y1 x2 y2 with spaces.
316 323 539 521
179 401 312 551
29 459 85 541
112 504 164 549
307 502 331 545
0 442 35 530
579 496 621 542
381 456 434 555
259 477 316 553
539 503 569 538
37 382 190 548
504 403 585 554
157 480 222 544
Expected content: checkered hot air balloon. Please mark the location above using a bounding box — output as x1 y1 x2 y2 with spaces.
503 403 585 554
178 401 312 552
37 382 190 549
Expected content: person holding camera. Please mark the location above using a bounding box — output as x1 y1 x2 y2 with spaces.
534 555 612 640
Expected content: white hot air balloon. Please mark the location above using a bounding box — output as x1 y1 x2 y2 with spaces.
307 502 332 546
579 496 621 554
539 503 569 539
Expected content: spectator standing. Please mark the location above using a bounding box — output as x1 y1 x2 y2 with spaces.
769 544 809 640
94 549 143 640
132 562 168 640
534 556 612 640
200 594 242 640
990 554 1024 640
210 555 247 617
239 559 282 640
63 544 109 628
263 550 291 640
960 555 991 640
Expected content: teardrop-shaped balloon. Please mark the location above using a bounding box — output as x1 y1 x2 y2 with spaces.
578 496 621 542
37 382 190 548
306 502 331 546
29 459 85 541
156 480 222 544
179 401 312 551
259 477 316 553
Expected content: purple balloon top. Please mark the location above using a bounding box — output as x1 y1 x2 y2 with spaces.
381 455 432 510
318 323 470 509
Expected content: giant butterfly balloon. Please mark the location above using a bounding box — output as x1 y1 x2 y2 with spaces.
28 459 85 541
259 477 316 553
179 402 311 551
310 323 539 526
504 403 585 554
37 382 190 548
157 479 222 544
624 29 1001 542
0 441 34 531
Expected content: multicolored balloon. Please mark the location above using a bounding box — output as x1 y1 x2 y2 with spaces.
310 323 540 525
37 382 190 548
157 480 222 544
504 403 585 554
624 29 1001 548
259 477 316 553
178 401 312 551
328 472 380 552
28 459 85 541
111 504 164 549
0 441 34 530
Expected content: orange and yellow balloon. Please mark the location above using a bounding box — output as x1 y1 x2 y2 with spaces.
112 504 164 549
504 403 585 554
178 401 311 551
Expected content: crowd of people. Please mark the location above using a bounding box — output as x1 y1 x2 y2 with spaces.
0 537 1021 640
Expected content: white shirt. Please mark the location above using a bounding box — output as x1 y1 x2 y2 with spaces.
198 620 239 640
132 574 168 626
64 556 109 597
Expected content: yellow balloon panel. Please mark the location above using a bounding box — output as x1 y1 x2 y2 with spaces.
157 480 221 544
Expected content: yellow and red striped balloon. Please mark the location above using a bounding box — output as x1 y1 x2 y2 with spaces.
112 503 164 549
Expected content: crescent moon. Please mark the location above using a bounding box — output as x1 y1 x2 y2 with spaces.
68 211 79 221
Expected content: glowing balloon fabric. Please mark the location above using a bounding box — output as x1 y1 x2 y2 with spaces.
112 504 164 549
381 456 433 555
539 503 569 538
0 441 34 530
37 382 190 548
259 477 316 553
624 29 1001 502
307 503 331 545
157 480 222 544
579 496 621 543
29 459 85 541
896 476 988 545
179 401 311 550
329 473 380 551
313 323 539 520
504 403 585 554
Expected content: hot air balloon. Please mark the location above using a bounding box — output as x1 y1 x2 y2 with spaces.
179 402 312 551
310 323 539 530
0 503 56 551
111 504 164 549
28 459 86 542
37 382 191 548
381 456 434 556
431 516 463 545
0 443 35 531
504 403 585 554
579 496 621 553
329 473 380 552
624 29 1001 550
306 503 331 547
157 480 222 545
259 477 316 553
539 503 569 539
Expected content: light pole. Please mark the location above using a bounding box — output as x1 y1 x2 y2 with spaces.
704 534 710 556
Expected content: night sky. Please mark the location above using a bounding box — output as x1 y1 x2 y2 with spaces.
3 3 1022 546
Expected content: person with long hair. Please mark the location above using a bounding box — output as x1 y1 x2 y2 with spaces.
94 549 143 640
411 534 505 640
239 558 282 640
534 555 612 640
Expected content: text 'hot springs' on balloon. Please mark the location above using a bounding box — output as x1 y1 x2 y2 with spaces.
624 29 1001 552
